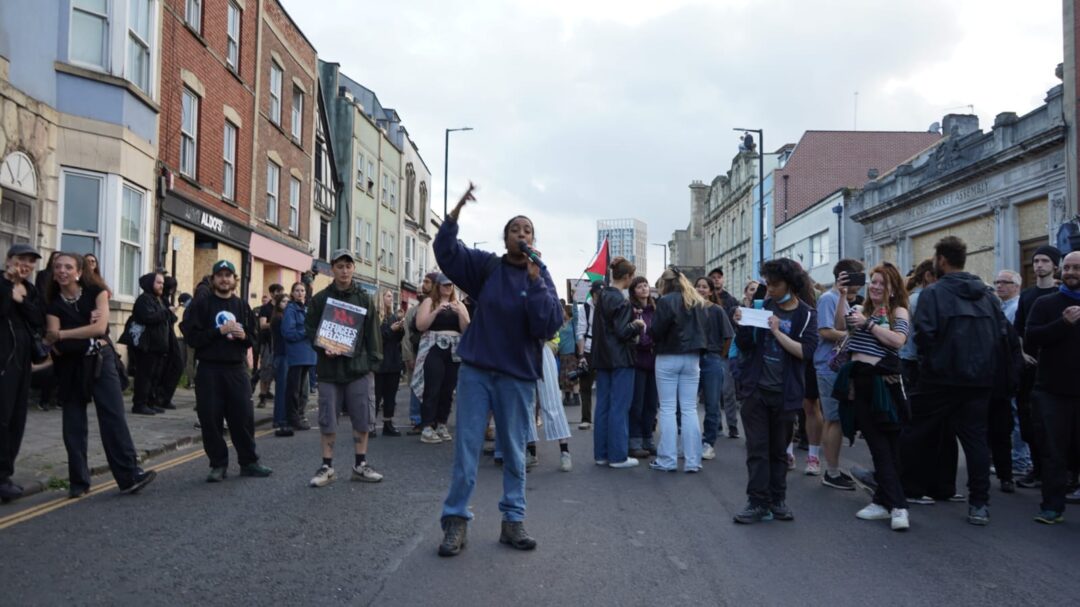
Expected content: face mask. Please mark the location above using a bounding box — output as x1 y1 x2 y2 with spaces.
777 292 792 304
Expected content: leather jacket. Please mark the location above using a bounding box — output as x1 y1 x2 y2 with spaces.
649 292 707 355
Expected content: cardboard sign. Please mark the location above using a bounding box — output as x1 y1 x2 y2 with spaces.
315 298 367 357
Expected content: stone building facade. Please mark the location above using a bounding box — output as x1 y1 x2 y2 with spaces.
851 85 1067 286
702 151 781 285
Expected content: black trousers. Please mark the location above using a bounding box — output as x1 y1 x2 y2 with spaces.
741 390 795 507
988 397 1014 482
579 367 596 423
195 362 258 469
0 348 31 482
900 387 991 507
158 337 185 407
1033 390 1080 513
421 346 459 427
374 372 400 420
132 352 166 408
853 369 907 510
62 347 140 491
286 365 311 426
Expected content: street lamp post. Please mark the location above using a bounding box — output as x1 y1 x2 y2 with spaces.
651 243 668 269
443 127 474 218
734 127 765 272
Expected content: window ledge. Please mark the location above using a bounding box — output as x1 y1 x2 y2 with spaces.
290 135 304 151
54 61 160 113
185 23 208 47
178 173 203 190
228 66 244 85
220 195 239 208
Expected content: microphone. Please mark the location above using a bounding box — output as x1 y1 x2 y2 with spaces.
517 240 547 272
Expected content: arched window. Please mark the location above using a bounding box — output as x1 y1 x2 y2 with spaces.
0 152 38 253
405 163 416 218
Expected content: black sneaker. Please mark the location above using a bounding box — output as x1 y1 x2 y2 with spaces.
274 426 294 437
822 471 857 491
131 406 156 416
499 521 537 551
240 462 273 477
967 505 990 526
0 481 23 503
1017 473 1042 489
727 429 740 439
206 467 227 483
382 422 402 437
406 425 423 436
159 402 177 410
1000 480 1016 494
770 502 795 521
733 503 774 524
1034 509 1064 524
438 516 468 557
120 469 157 494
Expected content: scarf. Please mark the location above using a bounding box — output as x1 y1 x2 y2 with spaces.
1059 284 1080 301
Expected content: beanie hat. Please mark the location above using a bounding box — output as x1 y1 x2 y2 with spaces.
1032 245 1062 267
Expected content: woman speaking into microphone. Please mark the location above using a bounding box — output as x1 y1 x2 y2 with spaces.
434 183 563 558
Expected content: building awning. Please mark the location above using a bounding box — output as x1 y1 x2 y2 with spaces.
250 232 313 273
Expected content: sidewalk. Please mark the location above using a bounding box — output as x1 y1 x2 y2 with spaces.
10 388 275 499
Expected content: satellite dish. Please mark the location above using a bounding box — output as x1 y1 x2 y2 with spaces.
928 122 941 134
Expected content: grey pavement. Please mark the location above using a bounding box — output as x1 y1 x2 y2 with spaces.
1 391 1079 605
11 386 274 497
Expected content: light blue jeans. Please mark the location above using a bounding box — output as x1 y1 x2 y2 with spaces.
409 388 421 426
441 364 534 523
655 353 702 470
594 367 634 463
1010 398 1032 474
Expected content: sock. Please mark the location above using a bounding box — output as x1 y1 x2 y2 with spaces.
786 443 794 456
355 453 366 467
527 444 537 456
322 457 332 468
559 443 569 453
809 445 821 459
826 466 840 475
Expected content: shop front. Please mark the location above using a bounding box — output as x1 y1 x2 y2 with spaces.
249 231 314 307
159 192 253 301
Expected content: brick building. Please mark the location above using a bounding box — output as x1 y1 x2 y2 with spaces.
247 0 317 305
157 0 257 300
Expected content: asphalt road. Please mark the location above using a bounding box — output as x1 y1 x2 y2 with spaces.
2 396 1079 606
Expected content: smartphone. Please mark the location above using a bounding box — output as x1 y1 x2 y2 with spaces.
846 272 867 287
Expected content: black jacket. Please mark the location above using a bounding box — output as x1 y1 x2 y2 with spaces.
378 312 404 374
590 286 637 369
1025 291 1080 397
734 298 817 411
0 276 45 373
913 272 1008 389
649 293 707 355
132 273 171 353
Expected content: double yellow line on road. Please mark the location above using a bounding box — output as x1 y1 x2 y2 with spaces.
0 428 274 531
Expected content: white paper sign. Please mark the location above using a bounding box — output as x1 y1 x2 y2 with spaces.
737 306 772 329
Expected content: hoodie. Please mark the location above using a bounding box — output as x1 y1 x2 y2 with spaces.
734 297 818 411
132 272 171 353
913 271 1008 389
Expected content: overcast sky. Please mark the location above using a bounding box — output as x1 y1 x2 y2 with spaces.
284 0 1065 286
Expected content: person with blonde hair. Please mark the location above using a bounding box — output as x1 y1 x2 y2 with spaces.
412 274 469 444
649 268 708 472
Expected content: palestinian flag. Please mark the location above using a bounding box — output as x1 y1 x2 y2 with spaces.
585 239 609 284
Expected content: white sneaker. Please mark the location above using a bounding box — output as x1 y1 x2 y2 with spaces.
891 508 910 531
559 452 573 472
526 453 539 470
351 462 383 483
578 422 592 430
420 427 442 444
594 459 608 466
804 455 822 476
702 444 716 460
436 424 453 441
856 503 891 521
309 464 335 488
609 457 640 469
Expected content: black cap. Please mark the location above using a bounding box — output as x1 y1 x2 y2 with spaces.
6 243 41 260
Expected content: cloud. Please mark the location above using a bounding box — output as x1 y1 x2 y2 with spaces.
285 0 1063 285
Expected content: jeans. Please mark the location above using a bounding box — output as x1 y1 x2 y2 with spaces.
1010 398 1032 474
442 364 535 523
720 358 739 434
629 367 658 450
700 353 725 445
593 367 634 463
655 353 702 470
272 354 289 428
741 390 794 507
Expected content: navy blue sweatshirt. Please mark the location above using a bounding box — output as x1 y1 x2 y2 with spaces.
434 217 563 381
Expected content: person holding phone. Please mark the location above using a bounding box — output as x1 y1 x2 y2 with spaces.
412 274 470 444
835 263 912 531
